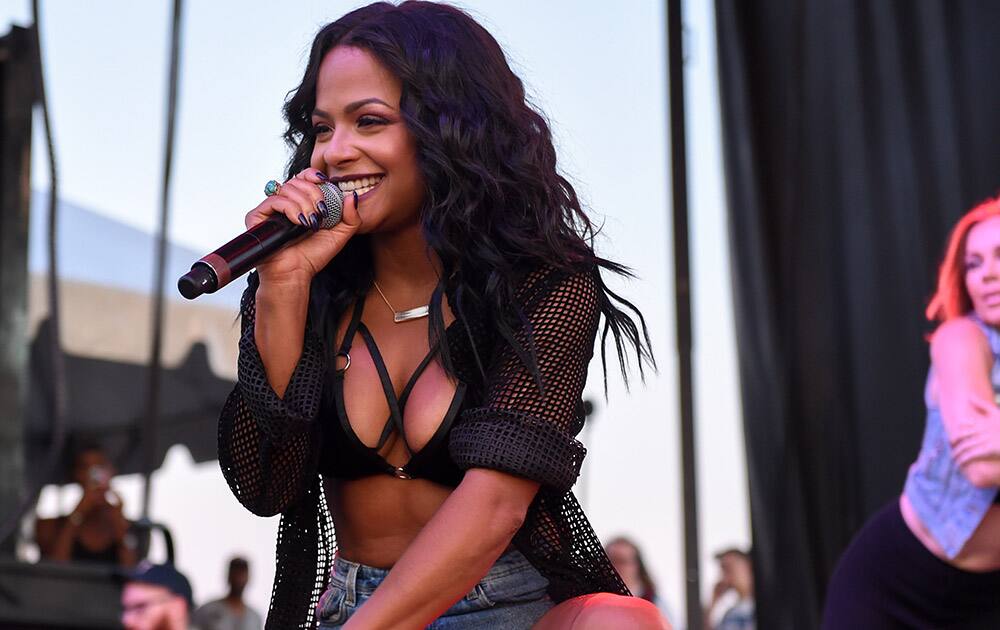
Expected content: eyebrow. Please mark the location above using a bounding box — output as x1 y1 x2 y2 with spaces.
312 98 394 118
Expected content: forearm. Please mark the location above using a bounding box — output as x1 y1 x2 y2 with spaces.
223 276 323 516
253 279 310 397
344 470 539 629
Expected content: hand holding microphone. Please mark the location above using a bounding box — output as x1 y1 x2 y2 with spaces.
177 169 362 299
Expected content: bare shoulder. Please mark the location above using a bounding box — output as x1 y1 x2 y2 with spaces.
930 318 990 363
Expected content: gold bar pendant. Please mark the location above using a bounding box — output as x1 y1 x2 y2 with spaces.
393 306 430 323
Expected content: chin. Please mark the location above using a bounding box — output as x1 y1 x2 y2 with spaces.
976 309 1000 327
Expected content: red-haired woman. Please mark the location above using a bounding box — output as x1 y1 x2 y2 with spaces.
823 197 1000 628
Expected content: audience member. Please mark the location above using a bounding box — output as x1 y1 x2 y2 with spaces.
192 556 263 630
605 536 676 627
120 561 196 630
704 548 755 630
35 443 136 566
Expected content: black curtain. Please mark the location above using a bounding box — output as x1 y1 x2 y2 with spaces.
714 2 1000 628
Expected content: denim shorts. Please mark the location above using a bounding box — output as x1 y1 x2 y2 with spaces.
316 548 554 629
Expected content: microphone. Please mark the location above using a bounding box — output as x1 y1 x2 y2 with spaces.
177 182 344 299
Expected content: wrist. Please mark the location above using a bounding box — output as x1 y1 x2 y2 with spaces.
256 268 314 292
256 277 312 309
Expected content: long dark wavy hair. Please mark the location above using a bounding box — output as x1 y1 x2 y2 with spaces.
283 1 653 385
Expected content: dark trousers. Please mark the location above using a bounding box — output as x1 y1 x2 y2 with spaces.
822 501 1000 629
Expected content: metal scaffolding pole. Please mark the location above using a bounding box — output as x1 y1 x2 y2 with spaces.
666 0 702 628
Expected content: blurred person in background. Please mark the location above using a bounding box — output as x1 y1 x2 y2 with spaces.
35 443 137 566
605 536 676 628
703 548 754 630
120 562 197 630
823 196 1000 628
193 556 263 630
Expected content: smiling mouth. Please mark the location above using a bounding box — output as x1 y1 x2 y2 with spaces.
335 175 384 196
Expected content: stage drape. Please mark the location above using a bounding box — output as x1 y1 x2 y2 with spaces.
714 2 1000 627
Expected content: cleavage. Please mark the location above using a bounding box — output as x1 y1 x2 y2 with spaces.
339 319 458 461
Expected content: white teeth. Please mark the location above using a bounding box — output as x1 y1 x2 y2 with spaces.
336 175 383 192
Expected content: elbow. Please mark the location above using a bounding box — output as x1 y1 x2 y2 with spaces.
229 482 288 517
480 488 530 542
245 501 283 518
460 469 537 542
245 489 291 517
493 501 529 539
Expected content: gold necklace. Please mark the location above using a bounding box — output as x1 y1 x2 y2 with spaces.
373 280 430 323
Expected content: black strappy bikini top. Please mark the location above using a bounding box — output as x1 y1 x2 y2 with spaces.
317 297 467 486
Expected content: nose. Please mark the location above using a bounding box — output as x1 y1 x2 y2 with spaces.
321 128 360 167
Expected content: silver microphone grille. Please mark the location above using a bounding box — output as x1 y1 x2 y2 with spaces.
317 182 345 229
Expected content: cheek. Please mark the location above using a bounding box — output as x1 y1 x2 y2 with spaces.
966 273 980 294
389 133 423 184
398 150 425 196
310 145 325 169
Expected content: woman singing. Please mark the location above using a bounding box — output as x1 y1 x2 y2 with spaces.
218 2 665 628
823 196 1000 628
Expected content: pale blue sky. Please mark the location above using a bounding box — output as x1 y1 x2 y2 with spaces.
3 1 746 624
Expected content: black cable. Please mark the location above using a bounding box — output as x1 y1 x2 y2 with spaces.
141 0 184 518
0 0 69 546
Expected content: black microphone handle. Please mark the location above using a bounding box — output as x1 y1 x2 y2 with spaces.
177 216 308 299
177 181 344 300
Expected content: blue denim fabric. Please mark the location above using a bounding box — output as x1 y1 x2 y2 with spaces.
904 314 1000 558
316 549 553 629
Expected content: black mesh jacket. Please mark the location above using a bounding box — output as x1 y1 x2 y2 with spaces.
218 265 629 629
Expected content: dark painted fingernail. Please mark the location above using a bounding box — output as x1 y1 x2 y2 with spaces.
315 171 327 180
353 190 359 210
316 200 329 217
310 214 320 231
298 213 308 227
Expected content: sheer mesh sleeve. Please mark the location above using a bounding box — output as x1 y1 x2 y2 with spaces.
449 266 629 601
448 267 597 492
218 273 327 517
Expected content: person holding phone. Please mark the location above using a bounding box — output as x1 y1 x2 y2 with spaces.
36 444 136 566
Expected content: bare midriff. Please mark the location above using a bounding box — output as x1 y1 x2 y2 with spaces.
326 476 452 568
323 291 461 568
900 493 1000 572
